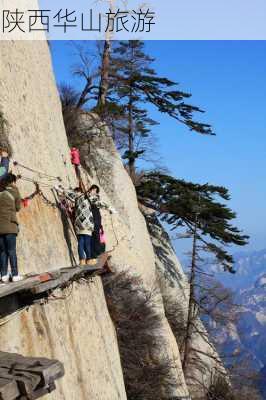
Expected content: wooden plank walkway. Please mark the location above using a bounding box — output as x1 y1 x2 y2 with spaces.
0 254 113 398
0 252 113 301
0 351 64 400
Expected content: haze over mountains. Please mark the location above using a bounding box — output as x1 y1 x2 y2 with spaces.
217 249 266 291
180 247 265 397
207 249 266 398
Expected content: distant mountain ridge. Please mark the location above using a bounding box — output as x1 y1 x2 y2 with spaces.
208 249 266 399
217 248 266 290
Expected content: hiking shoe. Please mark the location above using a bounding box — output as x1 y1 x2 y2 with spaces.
12 275 24 282
79 259 86 266
1 275 10 283
86 259 97 266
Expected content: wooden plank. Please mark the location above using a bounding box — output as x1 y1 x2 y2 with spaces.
0 353 64 400
0 266 81 300
31 364 63 386
30 267 84 295
18 361 64 385
0 352 63 370
31 382 56 399
19 382 56 400
0 369 41 397
0 377 20 400
0 277 40 299
0 354 64 381
31 265 102 295
0 258 106 302
14 371 41 395
37 273 53 283
0 352 33 363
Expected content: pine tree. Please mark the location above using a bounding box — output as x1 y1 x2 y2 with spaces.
137 172 248 271
108 41 214 178
137 172 249 375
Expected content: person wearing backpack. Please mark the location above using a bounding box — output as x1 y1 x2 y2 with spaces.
0 173 23 283
89 185 114 261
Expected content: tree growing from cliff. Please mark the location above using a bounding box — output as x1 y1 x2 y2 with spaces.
136 172 249 376
60 40 215 178
137 172 248 270
106 40 214 178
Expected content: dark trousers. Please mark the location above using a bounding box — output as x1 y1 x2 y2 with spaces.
0 234 18 277
91 227 105 259
77 234 92 260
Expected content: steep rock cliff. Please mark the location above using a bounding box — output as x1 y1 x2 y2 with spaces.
0 40 126 400
0 37 225 400
0 40 190 399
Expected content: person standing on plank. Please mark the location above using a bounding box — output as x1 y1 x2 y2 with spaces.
0 173 23 283
89 185 115 261
56 185 115 266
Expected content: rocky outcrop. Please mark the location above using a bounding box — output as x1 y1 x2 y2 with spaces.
0 41 126 400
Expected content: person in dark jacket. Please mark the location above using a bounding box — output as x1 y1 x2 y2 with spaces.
57 185 115 266
0 173 22 283
0 149 10 181
89 185 116 261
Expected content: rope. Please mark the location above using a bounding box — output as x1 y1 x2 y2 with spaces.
12 160 62 181
108 213 133 253
62 154 71 187
14 158 132 258
52 188 78 266
23 182 39 200
18 175 56 189
17 175 58 209
58 201 77 239
110 213 119 248
39 190 57 208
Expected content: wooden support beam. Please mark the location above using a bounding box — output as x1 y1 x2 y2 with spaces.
0 277 41 300
0 352 64 400
0 377 20 400
30 265 102 295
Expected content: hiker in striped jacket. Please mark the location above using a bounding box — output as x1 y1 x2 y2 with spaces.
57 186 115 266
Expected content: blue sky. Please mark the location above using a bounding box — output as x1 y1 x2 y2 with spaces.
50 41 266 255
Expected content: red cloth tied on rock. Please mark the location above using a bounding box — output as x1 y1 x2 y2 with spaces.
70 148 80 166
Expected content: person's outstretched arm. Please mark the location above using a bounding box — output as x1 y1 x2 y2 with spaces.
89 194 116 214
